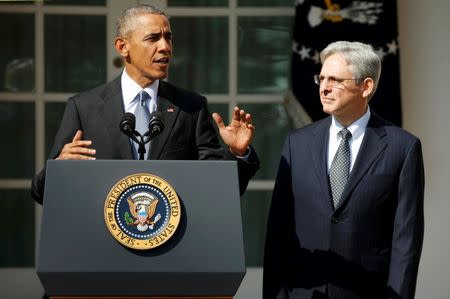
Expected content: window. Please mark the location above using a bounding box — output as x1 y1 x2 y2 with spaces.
166 1 294 266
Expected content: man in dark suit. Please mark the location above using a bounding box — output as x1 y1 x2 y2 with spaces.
31 4 260 204
263 41 424 299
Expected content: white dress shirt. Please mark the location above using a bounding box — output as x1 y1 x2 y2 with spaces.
121 69 158 114
327 108 371 173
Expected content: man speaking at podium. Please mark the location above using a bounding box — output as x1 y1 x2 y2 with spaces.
31 4 260 204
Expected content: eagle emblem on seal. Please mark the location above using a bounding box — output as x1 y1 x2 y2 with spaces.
125 192 161 232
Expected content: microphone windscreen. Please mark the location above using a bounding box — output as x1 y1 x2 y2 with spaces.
148 111 164 135
119 112 136 136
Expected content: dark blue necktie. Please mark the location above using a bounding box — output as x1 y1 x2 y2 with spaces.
329 128 352 208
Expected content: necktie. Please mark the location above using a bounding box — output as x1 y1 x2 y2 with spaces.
329 128 352 208
134 90 151 159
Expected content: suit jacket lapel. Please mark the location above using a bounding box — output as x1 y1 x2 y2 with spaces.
334 113 388 211
310 117 334 211
101 76 134 159
149 81 180 159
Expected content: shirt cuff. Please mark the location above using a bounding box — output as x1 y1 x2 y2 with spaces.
232 146 251 161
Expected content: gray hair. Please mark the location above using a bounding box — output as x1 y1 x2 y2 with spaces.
320 41 382 100
116 4 167 38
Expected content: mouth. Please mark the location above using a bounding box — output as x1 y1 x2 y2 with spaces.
154 57 170 65
321 97 334 103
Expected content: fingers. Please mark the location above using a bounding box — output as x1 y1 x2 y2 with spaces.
57 130 96 160
58 145 96 160
217 106 254 130
233 106 253 127
72 130 83 142
212 112 225 129
232 106 240 121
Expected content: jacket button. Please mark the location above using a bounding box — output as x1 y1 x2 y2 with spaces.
331 217 339 224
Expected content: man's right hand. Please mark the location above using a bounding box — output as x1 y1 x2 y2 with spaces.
56 130 96 160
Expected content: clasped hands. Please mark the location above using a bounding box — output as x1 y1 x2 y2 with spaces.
56 106 255 160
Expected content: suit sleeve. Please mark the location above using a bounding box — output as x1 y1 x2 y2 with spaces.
387 138 424 298
31 97 81 204
195 98 224 160
263 136 295 299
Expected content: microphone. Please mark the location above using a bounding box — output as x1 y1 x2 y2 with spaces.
119 112 137 138
120 111 163 160
147 111 164 138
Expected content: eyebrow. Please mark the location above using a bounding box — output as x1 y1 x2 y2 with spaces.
144 31 172 40
319 75 347 80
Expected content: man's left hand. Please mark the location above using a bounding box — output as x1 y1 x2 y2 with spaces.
212 106 255 156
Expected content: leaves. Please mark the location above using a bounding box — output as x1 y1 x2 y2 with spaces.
124 212 134 225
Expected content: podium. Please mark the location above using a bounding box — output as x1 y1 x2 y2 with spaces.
37 160 246 299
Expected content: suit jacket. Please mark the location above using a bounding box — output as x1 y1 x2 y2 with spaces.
263 112 424 299
31 76 260 204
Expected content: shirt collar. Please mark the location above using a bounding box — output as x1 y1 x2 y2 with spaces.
121 69 159 106
330 107 371 140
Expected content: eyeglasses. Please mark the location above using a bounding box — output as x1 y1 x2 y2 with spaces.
314 74 357 87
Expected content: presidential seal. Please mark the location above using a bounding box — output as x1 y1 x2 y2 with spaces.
104 173 181 250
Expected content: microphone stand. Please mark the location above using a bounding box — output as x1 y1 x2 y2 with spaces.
137 138 146 161
134 129 160 160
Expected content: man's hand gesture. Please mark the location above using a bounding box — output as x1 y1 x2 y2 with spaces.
213 106 255 156
56 130 96 160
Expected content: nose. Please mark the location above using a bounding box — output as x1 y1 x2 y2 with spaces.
320 80 332 94
158 37 171 53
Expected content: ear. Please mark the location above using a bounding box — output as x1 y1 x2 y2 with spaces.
361 78 374 98
115 37 129 58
